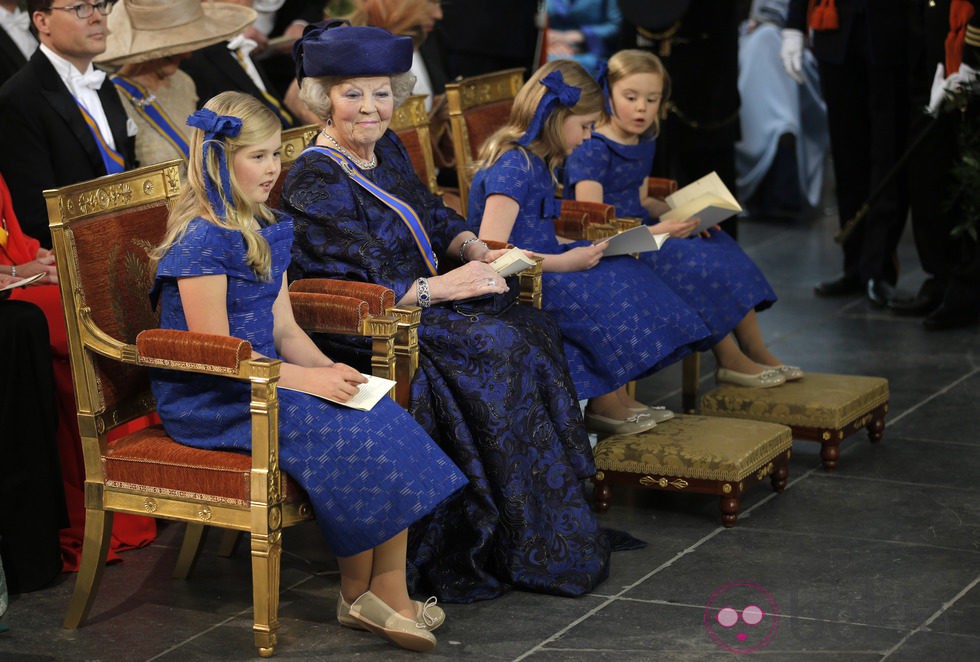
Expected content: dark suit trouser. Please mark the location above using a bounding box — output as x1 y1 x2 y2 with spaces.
818 15 909 283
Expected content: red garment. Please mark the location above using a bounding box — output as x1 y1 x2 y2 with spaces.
946 0 975 74
1 173 156 571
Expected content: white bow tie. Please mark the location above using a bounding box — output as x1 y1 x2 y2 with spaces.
71 68 107 91
0 9 30 33
227 34 259 58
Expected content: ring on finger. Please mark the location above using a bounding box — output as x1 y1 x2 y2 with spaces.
486 278 496 287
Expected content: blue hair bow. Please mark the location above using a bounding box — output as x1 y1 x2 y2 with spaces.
186 109 243 219
594 60 612 114
518 70 582 147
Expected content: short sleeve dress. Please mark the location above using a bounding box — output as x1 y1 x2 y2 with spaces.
565 133 777 337
468 147 713 400
284 132 610 603
149 214 467 558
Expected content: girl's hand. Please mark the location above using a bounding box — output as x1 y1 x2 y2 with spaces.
698 224 722 239
304 363 367 403
431 260 509 301
559 242 607 272
649 217 699 239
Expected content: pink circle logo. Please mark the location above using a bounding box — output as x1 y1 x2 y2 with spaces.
703 581 780 653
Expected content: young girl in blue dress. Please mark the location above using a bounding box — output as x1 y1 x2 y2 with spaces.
564 49 802 386
469 59 713 435
149 91 466 653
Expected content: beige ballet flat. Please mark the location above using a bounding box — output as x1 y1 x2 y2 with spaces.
584 411 657 435
337 593 445 631
627 404 675 423
773 364 804 381
348 591 437 652
716 367 786 388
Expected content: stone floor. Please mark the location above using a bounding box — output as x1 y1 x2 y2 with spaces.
2 207 978 661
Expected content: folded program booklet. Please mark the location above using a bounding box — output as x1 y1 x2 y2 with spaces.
0 272 45 292
280 373 396 412
490 246 537 277
594 225 670 257
660 171 742 233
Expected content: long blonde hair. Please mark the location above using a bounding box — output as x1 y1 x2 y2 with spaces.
155 92 282 280
476 59 605 174
605 49 671 139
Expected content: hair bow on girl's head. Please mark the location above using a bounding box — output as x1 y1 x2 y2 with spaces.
594 61 612 114
187 109 244 219
518 70 582 147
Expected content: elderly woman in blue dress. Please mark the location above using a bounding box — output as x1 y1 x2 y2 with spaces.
283 21 610 604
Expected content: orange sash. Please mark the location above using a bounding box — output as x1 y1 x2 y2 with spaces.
946 0 975 74
808 0 839 31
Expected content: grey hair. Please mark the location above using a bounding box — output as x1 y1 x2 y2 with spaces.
298 72 417 121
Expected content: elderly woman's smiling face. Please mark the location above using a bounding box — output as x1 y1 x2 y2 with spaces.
328 76 395 154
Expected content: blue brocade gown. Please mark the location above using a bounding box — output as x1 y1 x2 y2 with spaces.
283 132 610 602
468 147 712 400
565 134 777 339
149 215 467 558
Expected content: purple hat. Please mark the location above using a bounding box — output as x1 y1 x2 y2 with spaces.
293 20 413 84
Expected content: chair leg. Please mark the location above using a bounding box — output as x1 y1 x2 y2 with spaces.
63 509 113 629
217 529 242 558
720 494 741 528
250 530 283 658
172 523 207 579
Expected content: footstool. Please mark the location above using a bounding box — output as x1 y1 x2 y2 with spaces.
592 415 793 527
699 373 889 471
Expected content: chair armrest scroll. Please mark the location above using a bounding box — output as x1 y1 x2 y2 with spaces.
136 329 252 376
647 177 678 200
290 291 371 335
289 278 395 316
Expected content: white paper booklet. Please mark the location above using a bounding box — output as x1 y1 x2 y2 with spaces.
280 373 396 412
490 246 537 277
660 171 742 233
0 272 45 292
594 225 670 257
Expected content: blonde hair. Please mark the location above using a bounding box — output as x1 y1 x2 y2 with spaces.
298 71 416 121
476 59 605 174
155 92 282 280
605 49 671 139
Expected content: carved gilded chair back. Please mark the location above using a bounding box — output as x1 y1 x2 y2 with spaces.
445 67 525 211
390 94 441 196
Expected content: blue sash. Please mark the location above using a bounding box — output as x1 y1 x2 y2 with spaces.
73 99 125 174
306 146 439 276
111 75 189 160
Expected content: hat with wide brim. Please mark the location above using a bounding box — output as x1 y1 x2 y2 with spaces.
96 0 257 66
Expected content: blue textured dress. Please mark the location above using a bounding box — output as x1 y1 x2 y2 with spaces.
565 134 778 341
149 214 467 558
283 131 609 603
468 147 712 400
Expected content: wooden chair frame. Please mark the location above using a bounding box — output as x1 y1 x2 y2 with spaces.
390 94 442 196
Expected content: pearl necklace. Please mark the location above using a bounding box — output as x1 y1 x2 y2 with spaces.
320 130 377 170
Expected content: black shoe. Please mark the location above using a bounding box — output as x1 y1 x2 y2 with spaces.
923 304 980 331
888 278 943 316
866 278 899 308
814 273 862 297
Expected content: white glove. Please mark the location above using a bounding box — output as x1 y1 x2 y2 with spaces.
780 28 805 84
927 63 947 116
947 62 979 96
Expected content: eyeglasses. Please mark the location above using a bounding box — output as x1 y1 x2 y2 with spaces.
47 1 114 20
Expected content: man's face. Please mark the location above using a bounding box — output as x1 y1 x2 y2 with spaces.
33 2 110 68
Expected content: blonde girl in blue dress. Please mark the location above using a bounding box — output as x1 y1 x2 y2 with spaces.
149 91 466 653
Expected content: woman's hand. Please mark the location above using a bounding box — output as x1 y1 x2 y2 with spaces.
430 260 509 302
301 363 368 403
10 250 59 285
649 217 699 239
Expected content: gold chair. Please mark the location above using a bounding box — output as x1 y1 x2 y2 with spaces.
48 161 399 657
269 123 320 210
390 94 441 196
445 67 525 211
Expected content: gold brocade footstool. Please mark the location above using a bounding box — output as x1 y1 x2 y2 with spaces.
592 415 793 527
699 373 889 471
